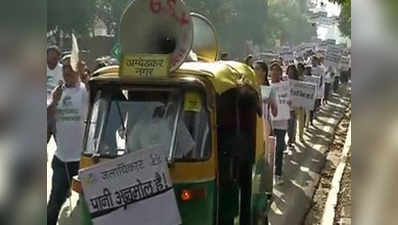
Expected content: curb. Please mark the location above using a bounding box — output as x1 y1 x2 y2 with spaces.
321 122 351 225
298 89 350 225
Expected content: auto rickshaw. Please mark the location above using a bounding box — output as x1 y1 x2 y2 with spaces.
71 1 274 224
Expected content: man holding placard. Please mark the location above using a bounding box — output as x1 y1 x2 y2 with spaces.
270 63 290 185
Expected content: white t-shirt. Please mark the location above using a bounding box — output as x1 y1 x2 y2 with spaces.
325 72 333 84
270 81 290 130
312 65 325 99
47 63 63 100
54 83 88 162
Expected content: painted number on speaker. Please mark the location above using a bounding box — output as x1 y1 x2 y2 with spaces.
149 0 190 26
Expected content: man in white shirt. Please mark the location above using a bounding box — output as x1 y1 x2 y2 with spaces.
47 55 88 225
47 46 63 101
47 46 63 143
311 56 324 110
324 66 334 104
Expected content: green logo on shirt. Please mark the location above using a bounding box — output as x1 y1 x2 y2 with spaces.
63 96 73 107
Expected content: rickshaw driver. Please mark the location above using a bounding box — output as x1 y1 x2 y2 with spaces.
127 105 171 152
126 104 196 157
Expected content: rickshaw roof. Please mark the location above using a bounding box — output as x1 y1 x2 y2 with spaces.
91 61 259 95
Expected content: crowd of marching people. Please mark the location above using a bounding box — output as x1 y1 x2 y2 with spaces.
47 42 351 223
46 45 120 225
249 52 350 185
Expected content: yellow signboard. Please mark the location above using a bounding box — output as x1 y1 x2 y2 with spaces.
120 54 170 78
184 92 202 112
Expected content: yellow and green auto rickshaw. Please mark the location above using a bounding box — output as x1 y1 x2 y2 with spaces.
71 0 274 224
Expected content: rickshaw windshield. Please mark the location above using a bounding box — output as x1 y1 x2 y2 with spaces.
84 88 211 161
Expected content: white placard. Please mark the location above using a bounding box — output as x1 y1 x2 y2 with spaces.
260 85 272 100
280 50 294 61
325 44 341 68
304 76 321 99
79 147 181 225
289 80 316 110
340 56 350 71
267 136 276 176
270 81 290 121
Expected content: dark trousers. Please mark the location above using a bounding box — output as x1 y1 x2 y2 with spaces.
310 99 322 123
274 129 286 176
288 111 297 144
333 78 339 92
47 156 79 225
324 83 331 101
239 161 252 225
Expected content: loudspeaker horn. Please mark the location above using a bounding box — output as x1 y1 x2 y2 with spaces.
190 12 219 62
120 0 193 72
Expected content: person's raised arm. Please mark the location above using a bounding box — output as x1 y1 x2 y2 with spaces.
47 81 64 118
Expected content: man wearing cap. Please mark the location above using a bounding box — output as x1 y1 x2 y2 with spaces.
47 45 63 143
47 55 89 225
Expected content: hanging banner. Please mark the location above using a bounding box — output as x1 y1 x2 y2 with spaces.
270 81 290 121
289 80 316 110
79 147 181 225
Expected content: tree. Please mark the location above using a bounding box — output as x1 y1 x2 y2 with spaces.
265 0 314 48
185 0 268 57
95 0 132 37
47 0 96 36
329 0 351 38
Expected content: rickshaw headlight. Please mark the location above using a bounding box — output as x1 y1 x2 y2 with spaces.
181 189 193 201
180 188 206 202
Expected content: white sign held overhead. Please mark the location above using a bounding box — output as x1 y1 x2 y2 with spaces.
289 80 317 110
304 76 321 98
270 81 290 121
340 56 350 71
325 44 341 68
71 33 80 72
280 50 294 61
79 147 181 225
260 85 272 101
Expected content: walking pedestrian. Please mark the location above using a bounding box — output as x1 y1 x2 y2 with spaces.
244 55 254 68
254 61 278 136
270 63 289 185
296 63 306 141
47 55 89 225
286 64 300 147
47 45 63 143
303 65 314 127
324 66 333 104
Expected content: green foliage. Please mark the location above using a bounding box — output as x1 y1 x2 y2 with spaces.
185 0 268 56
47 0 96 36
265 0 314 48
95 0 132 37
329 0 351 38
47 0 315 56
185 0 312 56
338 0 351 38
